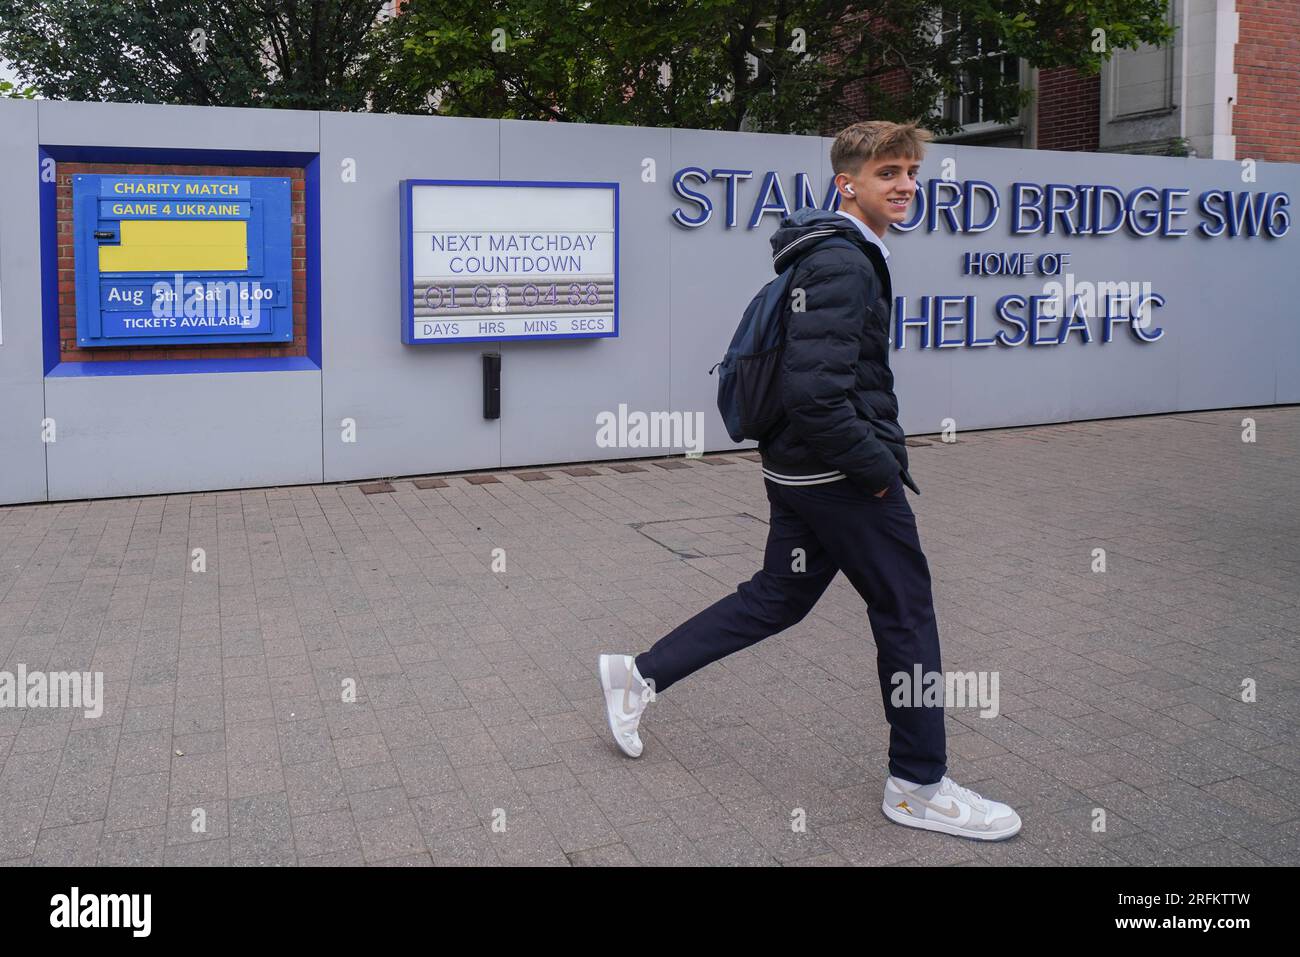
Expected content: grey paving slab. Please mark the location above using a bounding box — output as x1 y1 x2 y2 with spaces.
0 408 1297 866
96 825 165 867
228 792 295 866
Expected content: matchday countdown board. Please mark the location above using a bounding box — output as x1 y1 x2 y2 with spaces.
400 180 618 344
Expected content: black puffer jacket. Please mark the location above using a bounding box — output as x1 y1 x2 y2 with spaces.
758 208 920 496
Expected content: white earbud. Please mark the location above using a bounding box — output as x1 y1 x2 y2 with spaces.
845 186 856 196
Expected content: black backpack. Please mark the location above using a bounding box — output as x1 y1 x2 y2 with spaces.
709 237 861 443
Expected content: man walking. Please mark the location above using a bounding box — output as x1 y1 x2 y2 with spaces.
599 121 1020 841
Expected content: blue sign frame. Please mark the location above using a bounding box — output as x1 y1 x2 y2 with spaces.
399 179 620 345
72 173 295 347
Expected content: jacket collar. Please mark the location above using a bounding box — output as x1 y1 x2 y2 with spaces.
769 207 892 305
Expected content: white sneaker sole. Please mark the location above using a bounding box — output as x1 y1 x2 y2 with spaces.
881 799 1022 841
597 655 642 758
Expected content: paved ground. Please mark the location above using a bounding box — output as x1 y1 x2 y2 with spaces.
0 406 1297 866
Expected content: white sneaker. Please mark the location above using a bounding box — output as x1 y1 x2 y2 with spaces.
882 775 1022 841
597 654 655 758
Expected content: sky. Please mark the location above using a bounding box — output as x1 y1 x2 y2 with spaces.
1 57 27 89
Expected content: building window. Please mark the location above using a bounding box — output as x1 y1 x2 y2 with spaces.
936 8 1026 141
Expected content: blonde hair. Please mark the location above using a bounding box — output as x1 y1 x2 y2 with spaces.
831 121 933 174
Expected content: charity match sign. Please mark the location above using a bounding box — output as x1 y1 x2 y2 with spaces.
72 173 294 347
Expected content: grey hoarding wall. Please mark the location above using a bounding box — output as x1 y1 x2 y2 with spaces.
0 99 1297 505
0 100 325 505
0 99 46 507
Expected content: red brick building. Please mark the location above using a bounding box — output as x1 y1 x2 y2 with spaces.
826 0 1299 163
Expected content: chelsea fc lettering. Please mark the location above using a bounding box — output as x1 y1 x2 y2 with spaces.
670 166 1293 352
670 167 1291 239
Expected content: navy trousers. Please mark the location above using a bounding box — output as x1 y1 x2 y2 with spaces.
635 471 947 785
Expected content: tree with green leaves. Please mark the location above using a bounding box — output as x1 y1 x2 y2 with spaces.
1 78 36 98
371 1 1174 133
0 0 391 109
0 1 1174 134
